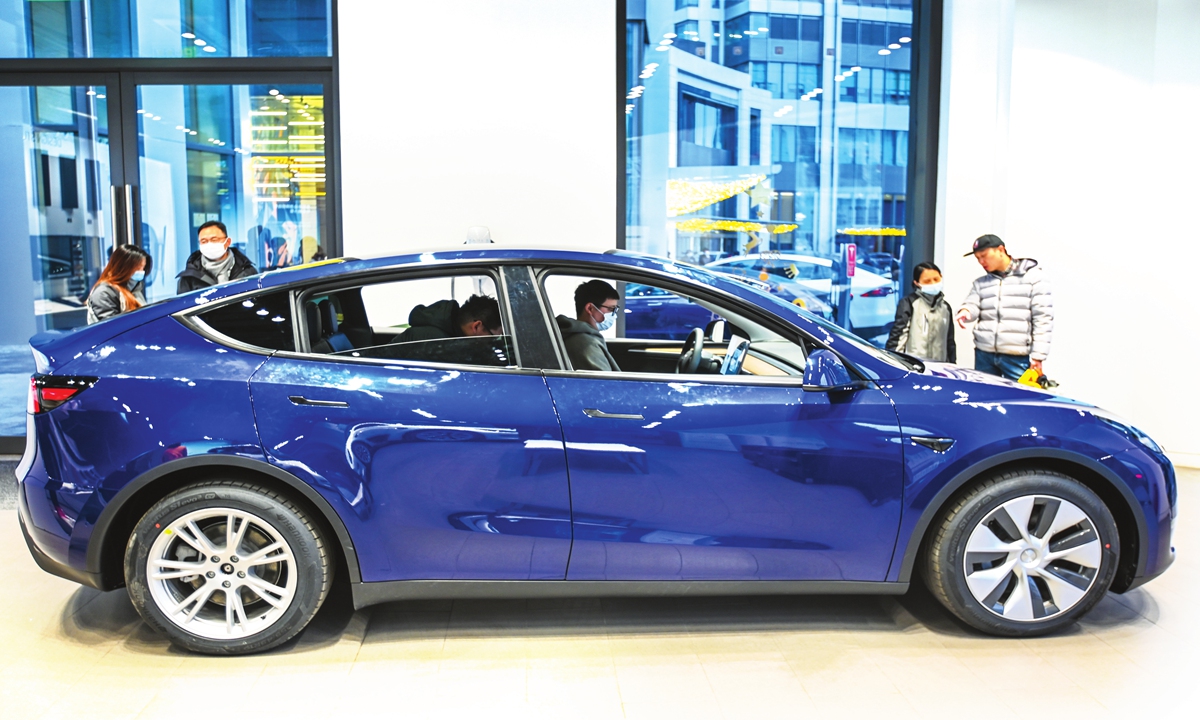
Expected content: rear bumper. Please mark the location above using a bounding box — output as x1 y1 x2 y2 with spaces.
17 484 104 591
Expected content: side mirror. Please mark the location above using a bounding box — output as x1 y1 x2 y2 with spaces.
802 349 865 392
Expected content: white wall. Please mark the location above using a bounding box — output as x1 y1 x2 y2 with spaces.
337 1 617 255
939 0 1200 466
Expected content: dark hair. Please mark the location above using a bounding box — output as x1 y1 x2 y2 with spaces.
95 244 151 310
458 294 502 332
574 279 619 316
912 261 941 284
198 220 228 237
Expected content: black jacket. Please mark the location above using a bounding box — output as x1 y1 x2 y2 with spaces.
886 291 956 362
396 299 459 343
176 247 258 294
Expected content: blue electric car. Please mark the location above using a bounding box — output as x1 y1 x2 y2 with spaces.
17 248 1175 654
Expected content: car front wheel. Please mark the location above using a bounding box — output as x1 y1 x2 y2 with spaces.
124 480 333 654
923 470 1119 636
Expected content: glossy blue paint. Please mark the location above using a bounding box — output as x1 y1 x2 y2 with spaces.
546 374 904 581
877 363 1177 586
250 356 573 581
20 315 266 574
802 349 853 388
15 247 1177 601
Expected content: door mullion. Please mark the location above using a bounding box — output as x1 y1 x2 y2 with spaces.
117 72 141 246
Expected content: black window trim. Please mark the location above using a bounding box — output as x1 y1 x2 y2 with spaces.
173 284 295 358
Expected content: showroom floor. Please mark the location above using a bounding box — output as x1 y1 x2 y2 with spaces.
1 463 1195 720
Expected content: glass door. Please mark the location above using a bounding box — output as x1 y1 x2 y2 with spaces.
135 79 331 303
0 79 119 436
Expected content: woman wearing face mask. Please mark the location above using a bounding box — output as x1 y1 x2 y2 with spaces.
886 261 956 363
86 244 152 324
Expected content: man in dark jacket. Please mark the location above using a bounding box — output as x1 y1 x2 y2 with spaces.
556 280 621 372
396 294 502 343
176 220 258 294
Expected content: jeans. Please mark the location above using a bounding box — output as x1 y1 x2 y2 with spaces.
975 349 1031 381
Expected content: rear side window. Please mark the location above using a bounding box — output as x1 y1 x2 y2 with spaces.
194 290 295 351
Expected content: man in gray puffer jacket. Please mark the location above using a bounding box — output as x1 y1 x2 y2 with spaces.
956 234 1053 381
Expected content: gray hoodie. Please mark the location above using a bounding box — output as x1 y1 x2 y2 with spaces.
556 315 620 372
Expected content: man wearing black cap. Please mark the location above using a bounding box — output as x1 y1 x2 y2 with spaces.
955 234 1053 380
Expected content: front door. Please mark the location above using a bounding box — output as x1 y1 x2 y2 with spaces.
539 271 905 582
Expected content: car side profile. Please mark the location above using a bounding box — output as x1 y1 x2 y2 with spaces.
17 248 1175 654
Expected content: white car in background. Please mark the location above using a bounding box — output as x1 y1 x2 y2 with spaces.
706 253 898 334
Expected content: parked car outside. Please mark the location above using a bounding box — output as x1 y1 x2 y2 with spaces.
706 252 897 334
18 248 1175 654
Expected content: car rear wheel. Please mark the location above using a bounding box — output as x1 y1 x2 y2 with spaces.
124 480 333 654
923 469 1119 636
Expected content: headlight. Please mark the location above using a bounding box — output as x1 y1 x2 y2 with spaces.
1098 416 1164 454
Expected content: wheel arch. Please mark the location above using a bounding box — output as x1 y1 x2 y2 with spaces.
897 449 1146 593
86 455 361 591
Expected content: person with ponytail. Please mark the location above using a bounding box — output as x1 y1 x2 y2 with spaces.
86 244 151 324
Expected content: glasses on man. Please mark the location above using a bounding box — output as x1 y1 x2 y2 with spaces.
597 303 620 313
199 236 229 244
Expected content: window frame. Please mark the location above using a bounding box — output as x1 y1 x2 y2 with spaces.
286 265 525 373
532 261 867 385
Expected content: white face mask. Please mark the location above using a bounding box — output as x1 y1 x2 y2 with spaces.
918 282 943 296
199 241 229 261
594 308 616 332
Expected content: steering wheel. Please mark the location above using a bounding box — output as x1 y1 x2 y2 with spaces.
677 328 705 374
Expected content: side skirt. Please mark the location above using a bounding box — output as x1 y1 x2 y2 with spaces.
350 580 909 611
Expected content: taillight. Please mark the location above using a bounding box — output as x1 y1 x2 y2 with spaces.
29 375 97 414
860 286 894 297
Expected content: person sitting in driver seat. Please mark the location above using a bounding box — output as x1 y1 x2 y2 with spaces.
397 294 502 344
556 280 621 372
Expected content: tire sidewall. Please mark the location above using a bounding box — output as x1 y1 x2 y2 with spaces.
938 474 1120 636
125 483 327 654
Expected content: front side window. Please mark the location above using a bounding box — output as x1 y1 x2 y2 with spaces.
299 273 514 368
542 272 806 378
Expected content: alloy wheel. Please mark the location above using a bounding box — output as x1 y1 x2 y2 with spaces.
145 508 297 640
963 494 1103 622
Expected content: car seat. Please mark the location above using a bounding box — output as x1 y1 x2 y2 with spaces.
318 299 354 353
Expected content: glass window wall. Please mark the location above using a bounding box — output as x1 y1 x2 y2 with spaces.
0 0 332 59
626 0 915 345
138 82 328 302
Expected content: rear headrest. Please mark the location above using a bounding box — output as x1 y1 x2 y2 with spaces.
305 303 322 342
318 299 339 334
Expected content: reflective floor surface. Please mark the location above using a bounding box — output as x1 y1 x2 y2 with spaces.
1 468 1196 719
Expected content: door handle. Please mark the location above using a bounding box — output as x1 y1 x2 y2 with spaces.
109 185 121 246
584 408 644 420
289 395 349 408
122 184 137 245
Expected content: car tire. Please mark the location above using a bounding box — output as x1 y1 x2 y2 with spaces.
923 469 1119 636
124 480 333 655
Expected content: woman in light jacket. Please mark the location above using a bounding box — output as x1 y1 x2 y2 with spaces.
86 245 151 324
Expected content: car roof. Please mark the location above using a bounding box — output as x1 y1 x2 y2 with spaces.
252 247 712 289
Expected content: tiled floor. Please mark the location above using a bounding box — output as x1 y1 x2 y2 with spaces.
2 469 1195 719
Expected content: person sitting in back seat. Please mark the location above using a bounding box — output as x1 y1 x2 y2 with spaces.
396 294 503 344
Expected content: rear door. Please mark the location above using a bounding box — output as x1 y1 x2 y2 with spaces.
249 267 572 582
